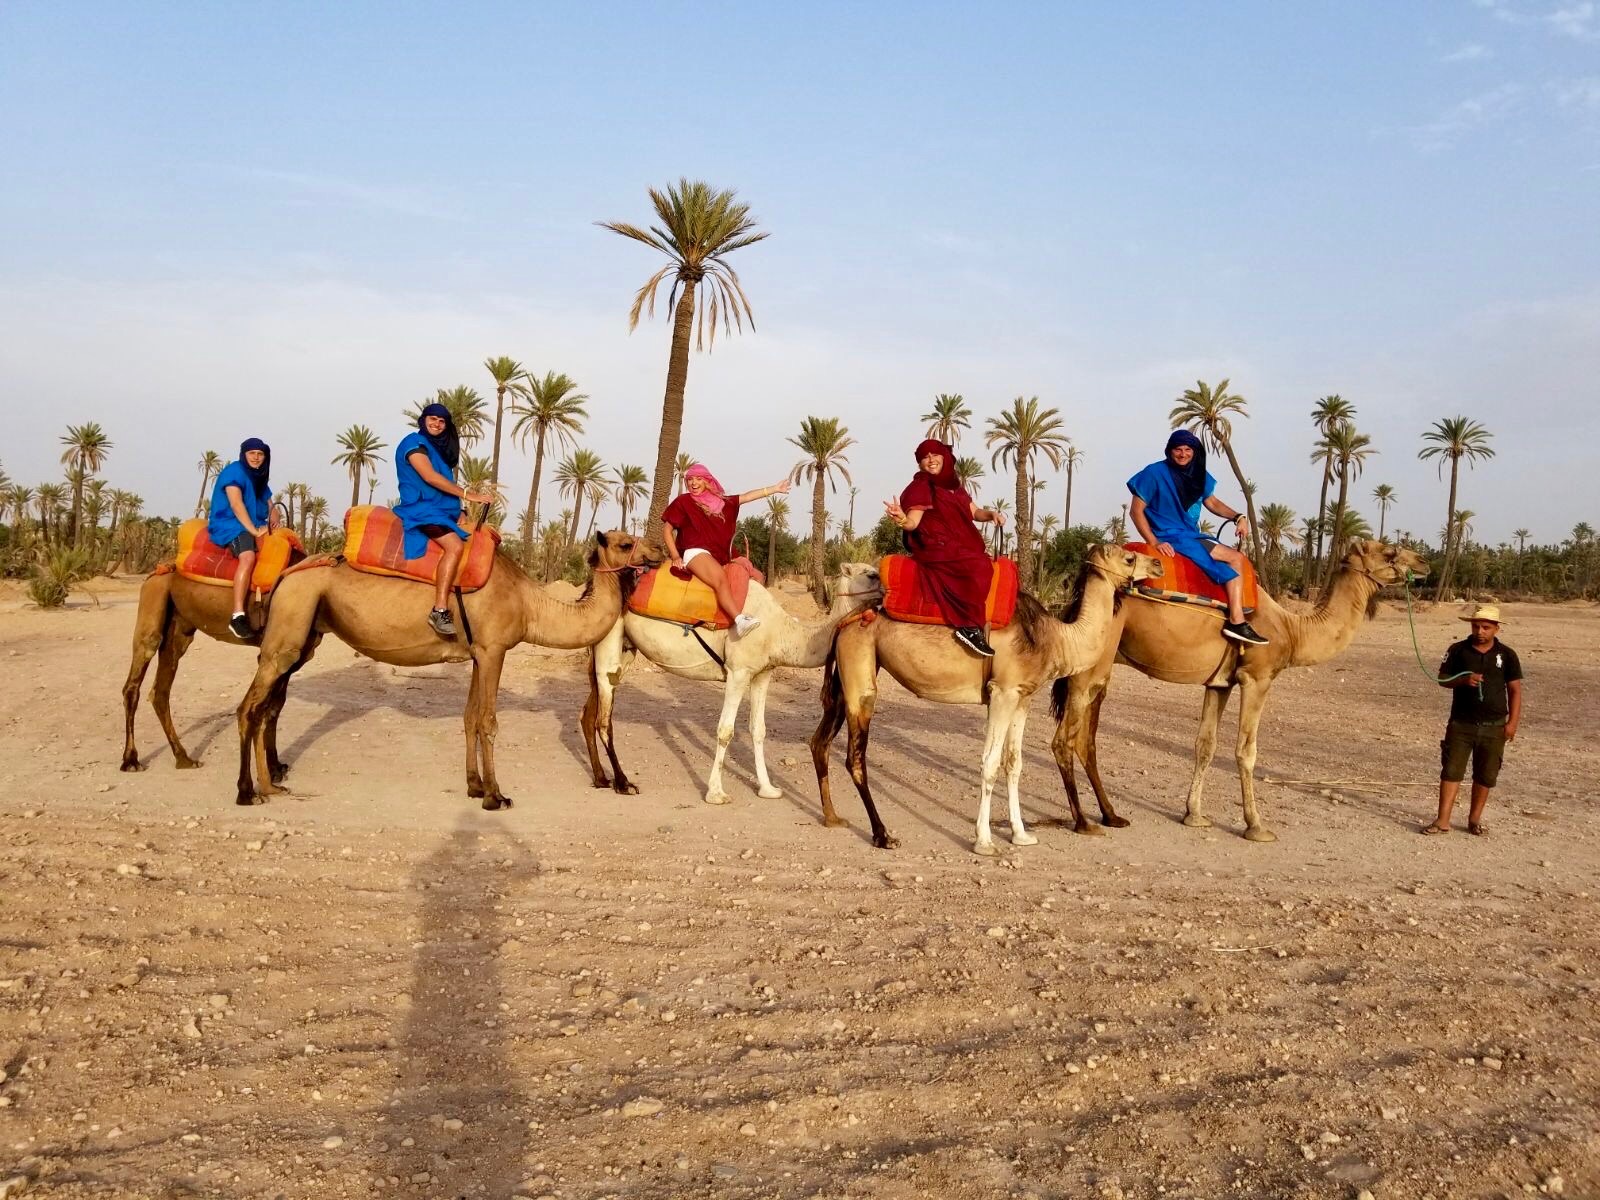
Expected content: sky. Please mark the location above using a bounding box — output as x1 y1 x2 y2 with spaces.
2 0 1597 549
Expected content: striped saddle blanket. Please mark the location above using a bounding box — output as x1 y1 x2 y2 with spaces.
878 555 1018 628
342 505 500 592
628 558 763 629
1123 542 1258 615
175 520 305 592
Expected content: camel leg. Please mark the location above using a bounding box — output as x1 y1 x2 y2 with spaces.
747 670 784 799
1234 675 1275 842
1084 689 1128 828
845 696 896 850
975 687 1024 855
463 656 485 799
1049 675 1106 835
236 647 302 805
149 612 201 770
264 630 321 785
120 588 172 771
581 625 637 794
1003 702 1037 848
809 660 849 829
705 668 755 806
471 649 512 811
1182 685 1232 829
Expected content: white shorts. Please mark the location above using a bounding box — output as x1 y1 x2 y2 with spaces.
681 547 711 567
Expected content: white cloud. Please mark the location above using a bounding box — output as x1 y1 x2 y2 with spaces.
229 167 465 221
1550 76 1600 109
1441 42 1492 61
1546 2 1598 39
1389 83 1525 152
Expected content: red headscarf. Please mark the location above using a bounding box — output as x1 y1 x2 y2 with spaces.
682 463 728 516
913 439 959 490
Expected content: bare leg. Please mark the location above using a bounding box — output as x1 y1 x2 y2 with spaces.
705 667 754 805
433 533 464 611
231 550 258 617
1427 781 1460 832
747 670 783 798
686 555 743 619
1183 686 1231 828
1466 783 1491 833
1209 544 1248 623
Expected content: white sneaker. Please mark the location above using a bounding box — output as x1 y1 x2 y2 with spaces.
733 613 761 639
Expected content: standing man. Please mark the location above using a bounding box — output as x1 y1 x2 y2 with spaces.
1423 604 1523 836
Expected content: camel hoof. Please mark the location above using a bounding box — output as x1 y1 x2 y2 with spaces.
873 834 901 851
1101 815 1131 829
757 785 784 799
1244 826 1277 843
591 777 612 790
1075 821 1106 837
1010 831 1039 847
703 791 732 806
269 765 289 785
973 840 1000 856
481 794 513 811
175 757 202 771
236 793 265 806
615 781 640 796
1182 813 1213 829
120 758 145 773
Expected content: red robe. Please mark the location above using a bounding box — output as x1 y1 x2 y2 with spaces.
901 474 992 628
663 493 742 578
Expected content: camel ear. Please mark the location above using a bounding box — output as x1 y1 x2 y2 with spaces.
595 531 608 548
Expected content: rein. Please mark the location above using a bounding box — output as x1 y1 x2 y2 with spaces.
1400 567 1481 697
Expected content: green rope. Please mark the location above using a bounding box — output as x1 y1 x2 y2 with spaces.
1401 568 1481 697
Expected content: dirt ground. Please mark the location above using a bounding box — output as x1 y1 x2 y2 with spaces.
0 574 1595 1200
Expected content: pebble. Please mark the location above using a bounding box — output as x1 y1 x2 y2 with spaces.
738 1122 757 1136
1357 1192 1375 1200
180 1133 201 1145
115 863 142 877
1319 1131 1342 1145
441 1118 463 1132
1545 1174 1564 1195
322 1136 343 1149
621 1098 664 1118
208 994 229 1010
180 1015 201 1040
711 1163 738 1179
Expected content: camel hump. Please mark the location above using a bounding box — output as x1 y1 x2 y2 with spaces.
1121 541 1258 615
879 554 1018 628
342 505 501 592
174 518 306 592
628 558 763 628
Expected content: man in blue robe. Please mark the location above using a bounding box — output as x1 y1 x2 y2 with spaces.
395 403 494 637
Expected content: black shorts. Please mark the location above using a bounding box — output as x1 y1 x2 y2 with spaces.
223 531 258 557
1440 720 1507 788
415 524 456 541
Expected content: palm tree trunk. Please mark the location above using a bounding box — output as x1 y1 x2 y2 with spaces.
522 427 549 567
69 464 84 549
810 473 827 607
645 278 697 544
768 518 778 580
1215 435 1262 564
1378 506 1387 542
350 470 361 512
1013 460 1031 580
195 469 209 519
1439 459 1460 600
490 383 506 488
569 492 584 552
1321 466 1351 592
1063 462 1074 531
1311 462 1332 582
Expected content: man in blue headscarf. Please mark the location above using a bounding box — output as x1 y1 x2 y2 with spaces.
208 437 278 641
395 403 495 637
1127 429 1268 645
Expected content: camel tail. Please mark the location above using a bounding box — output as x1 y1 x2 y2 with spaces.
1050 677 1070 722
819 641 843 707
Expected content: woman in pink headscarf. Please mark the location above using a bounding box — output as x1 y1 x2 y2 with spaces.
661 464 791 638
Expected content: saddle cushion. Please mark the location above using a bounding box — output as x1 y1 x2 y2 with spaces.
342 505 500 592
878 555 1018 628
175 519 305 592
1123 541 1258 614
628 558 764 629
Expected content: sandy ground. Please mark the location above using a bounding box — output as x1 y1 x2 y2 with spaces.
0 574 1596 1200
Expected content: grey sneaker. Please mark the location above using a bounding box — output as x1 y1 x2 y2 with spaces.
1223 620 1269 646
228 613 255 641
428 607 457 638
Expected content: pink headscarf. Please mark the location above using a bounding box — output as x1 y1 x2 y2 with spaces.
682 463 728 516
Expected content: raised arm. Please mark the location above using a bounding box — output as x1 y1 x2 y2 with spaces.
736 478 792 504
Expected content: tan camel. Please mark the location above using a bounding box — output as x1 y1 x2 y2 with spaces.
810 544 1163 854
581 563 883 805
121 570 300 778
1051 539 1429 841
233 531 644 809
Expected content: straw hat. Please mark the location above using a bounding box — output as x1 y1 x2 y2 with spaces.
1459 603 1503 624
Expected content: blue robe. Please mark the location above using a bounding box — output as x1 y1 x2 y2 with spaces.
394 431 468 558
207 460 271 546
1126 460 1238 586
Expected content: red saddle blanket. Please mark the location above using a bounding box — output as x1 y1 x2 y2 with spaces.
174 520 305 592
342 505 500 593
628 558 763 629
878 555 1018 628
1123 542 1258 613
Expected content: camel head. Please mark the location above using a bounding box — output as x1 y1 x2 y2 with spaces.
590 529 649 573
1343 539 1429 586
834 561 884 602
1083 543 1165 586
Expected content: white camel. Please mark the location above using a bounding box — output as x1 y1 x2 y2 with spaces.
581 563 882 805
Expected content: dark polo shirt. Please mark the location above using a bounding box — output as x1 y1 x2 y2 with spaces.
1440 637 1522 724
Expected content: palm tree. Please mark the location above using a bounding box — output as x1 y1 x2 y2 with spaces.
1256 502 1299 595
1319 421 1375 591
765 496 789 581
1061 444 1083 531
59 422 113 548
510 371 588 564
1513 527 1531 590
9 486 33 544
1336 508 1374 544
990 499 1012 555
1035 513 1060 586
1418 416 1495 599
303 496 329 551
788 416 855 606
954 456 985 493
405 387 490 446
366 472 379 505
1372 483 1397 542
985 396 1068 582
614 464 649 531
599 178 769 538
555 449 608 549
921 394 972 445
1307 395 1356 578
332 425 389 510
483 356 528 488
458 454 499 525
1170 379 1261 563
37 483 65 546
1106 504 1128 546
194 451 223 518
675 452 694 492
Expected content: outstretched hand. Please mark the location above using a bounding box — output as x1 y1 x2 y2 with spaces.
884 499 907 525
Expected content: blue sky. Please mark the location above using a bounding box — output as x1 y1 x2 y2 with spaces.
2 1 1596 547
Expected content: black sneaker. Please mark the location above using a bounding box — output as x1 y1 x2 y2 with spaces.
228 613 255 641
428 607 457 638
1223 620 1269 646
953 626 996 658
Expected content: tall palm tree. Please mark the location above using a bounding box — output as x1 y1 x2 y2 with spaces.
37 483 65 546
1256 502 1299 595
1035 514 1060 586
954 456 985 493
1418 416 1495 599
1513 527 1531 590
599 178 769 538
483 356 528 488
1307 395 1356 578
1336 508 1374 544
1061 444 1083 531
194 451 222 518
990 499 1012 555
555 449 608 548
1319 422 1375 591
1106 504 1127 546
787 416 855 606
765 496 789 581
366 472 379 505
1170 379 1261 563
985 396 1068 582
457 455 500 526
510 371 588 564
405 387 490 446
614 464 649 531
332 425 389 510
59 422 113 548
8 485 33 545
921 394 972 445
303 496 329 551
1370 483 1396 542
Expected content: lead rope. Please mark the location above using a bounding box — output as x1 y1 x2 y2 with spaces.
1402 568 1481 698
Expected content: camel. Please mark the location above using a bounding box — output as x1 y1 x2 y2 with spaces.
581 562 883 805
120 570 299 778
1051 538 1429 842
810 544 1164 855
233 531 645 809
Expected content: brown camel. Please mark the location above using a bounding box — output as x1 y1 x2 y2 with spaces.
120 570 298 778
810 544 1163 854
1051 538 1429 841
233 531 645 809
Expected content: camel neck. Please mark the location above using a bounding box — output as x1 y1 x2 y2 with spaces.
1047 569 1116 675
1280 564 1379 667
516 568 624 649
786 590 877 667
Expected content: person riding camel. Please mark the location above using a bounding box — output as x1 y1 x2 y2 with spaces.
209 437 279 641
395 403 494 638
884 437 1007 658
1127 429 1267 646
661 464 790 639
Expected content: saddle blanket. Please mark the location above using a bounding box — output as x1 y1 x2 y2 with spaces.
175 520 305 592
628 558 763 629
1123 541 1258 614
878 554 1018 628
342 505 500 592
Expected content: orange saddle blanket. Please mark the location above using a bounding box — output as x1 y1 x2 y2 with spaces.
628 558 764 629
1123 542 1258 614
342 505 500 593
175 520 305 592
878 555 1018 628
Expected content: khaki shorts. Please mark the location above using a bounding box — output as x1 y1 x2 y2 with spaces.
1440 720 1507 788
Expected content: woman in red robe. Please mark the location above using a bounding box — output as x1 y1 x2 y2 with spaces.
885 438 1007 657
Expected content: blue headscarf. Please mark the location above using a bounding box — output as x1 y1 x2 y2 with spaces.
239 437 271 503
1164 430 1207 511
418 403 460 472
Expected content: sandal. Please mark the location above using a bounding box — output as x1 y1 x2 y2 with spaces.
1421 824 1450 835
1468 822 1487 836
